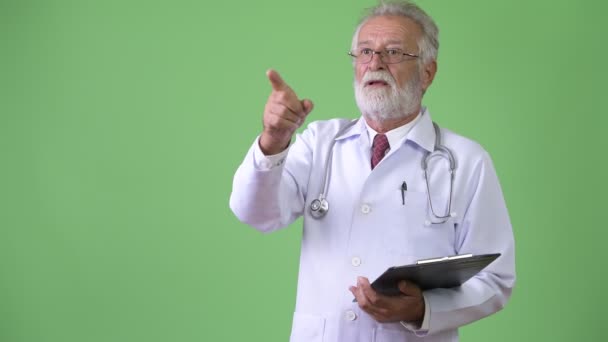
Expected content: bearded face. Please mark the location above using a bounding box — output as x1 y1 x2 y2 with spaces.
354 69 422 122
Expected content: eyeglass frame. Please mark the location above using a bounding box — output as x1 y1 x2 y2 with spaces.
348 48 419 64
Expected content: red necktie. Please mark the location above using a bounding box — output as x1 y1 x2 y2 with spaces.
371 133 390 169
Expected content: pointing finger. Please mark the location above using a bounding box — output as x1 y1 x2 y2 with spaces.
266 69 309 117
267 69 290 91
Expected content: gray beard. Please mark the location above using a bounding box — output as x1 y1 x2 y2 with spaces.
354 71 422 122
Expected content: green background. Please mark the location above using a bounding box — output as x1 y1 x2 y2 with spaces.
1 0 606 341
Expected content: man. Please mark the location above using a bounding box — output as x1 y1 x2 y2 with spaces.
229 1 515 341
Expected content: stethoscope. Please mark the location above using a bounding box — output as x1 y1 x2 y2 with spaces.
309 118 456 225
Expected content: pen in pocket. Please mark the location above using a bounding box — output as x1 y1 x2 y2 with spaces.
400 181 407 205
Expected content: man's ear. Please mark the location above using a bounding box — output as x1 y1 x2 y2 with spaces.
421 60 437 93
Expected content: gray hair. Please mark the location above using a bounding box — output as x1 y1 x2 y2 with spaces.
351 1 439 65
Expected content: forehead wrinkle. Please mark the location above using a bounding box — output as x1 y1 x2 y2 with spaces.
385 39 404 45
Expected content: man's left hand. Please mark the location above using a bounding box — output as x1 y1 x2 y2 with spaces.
349 276 424 324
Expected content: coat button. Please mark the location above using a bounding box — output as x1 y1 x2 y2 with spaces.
351 256 361 267
361 204 371 214
345 310 357 321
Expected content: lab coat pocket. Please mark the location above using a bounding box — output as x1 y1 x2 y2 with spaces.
289 312 326 342
381 191 455 261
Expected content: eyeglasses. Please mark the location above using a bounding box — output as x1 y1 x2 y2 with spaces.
348 48 419 64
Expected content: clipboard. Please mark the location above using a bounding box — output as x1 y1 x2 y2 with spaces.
371 253 501 296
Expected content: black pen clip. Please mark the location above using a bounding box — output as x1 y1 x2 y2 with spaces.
400 181 407 205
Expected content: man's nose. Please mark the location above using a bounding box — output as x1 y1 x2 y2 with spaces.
368 52 386 71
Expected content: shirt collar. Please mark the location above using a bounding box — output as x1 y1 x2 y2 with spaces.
365 112 421 149
334 107 436 153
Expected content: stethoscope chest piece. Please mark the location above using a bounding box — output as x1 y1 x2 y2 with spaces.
310 198 329 218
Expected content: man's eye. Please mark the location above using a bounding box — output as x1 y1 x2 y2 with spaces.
386 49 401 56
360 49 373 55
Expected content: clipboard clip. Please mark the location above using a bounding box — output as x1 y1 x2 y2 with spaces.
416 254 473 265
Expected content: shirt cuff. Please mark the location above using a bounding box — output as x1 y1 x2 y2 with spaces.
253 136 289 170
399 294 430 336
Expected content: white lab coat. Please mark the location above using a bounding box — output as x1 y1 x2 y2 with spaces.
230 109 515 342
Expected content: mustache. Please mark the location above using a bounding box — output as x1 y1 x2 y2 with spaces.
360 71 397 87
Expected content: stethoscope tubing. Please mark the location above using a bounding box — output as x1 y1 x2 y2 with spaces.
309 118 456 224
309 119 358 219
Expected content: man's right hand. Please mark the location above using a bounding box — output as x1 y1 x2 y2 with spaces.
259 69 314 155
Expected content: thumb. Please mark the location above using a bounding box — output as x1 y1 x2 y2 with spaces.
266 69 289 91
398 280 421 297
301 99 314 115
